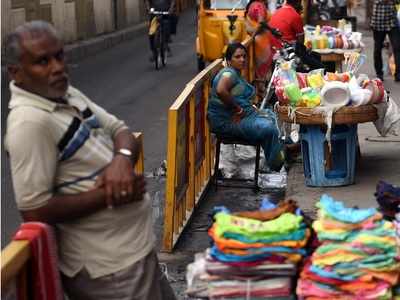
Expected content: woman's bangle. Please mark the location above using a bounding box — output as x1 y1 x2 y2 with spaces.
235 107 244 115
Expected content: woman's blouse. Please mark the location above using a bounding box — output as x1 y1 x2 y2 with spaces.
207 67 256 125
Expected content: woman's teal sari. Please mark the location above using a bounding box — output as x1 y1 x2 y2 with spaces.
207 67 284 170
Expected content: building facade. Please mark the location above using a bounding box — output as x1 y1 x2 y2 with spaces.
1 0 147 43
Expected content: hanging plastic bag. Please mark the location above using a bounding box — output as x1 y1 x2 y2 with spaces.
349 76 372 106
307 68 325 89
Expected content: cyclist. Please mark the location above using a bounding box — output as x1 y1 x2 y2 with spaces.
145 0 176 61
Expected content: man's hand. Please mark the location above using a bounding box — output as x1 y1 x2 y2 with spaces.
95 155 145 208
101 173 146 208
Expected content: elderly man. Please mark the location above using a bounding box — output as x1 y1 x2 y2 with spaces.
4 21 176 300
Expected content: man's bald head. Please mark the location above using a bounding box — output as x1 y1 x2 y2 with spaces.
5 20 61 66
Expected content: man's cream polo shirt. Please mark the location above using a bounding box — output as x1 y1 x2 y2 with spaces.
5 82 155 278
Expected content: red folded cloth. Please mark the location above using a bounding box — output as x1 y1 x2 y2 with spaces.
13 222 63 300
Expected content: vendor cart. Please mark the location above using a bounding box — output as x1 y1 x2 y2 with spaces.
276 104 378 187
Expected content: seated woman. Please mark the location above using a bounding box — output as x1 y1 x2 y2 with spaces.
207 42 285 172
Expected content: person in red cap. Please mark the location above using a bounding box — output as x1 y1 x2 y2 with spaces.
269 0 304 46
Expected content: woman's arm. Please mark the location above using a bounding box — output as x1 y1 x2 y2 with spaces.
216 72 245 122
216 73 242 113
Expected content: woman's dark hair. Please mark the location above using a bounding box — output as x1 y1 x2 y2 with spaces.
245 0 257 16
225 42 247 61
245 0 268 16
286 0 303 12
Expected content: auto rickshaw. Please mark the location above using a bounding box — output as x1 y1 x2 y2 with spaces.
196 0 249 70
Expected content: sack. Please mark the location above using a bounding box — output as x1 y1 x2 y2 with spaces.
170 14 179 35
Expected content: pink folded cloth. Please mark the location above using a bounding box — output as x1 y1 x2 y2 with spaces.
13 222 63 300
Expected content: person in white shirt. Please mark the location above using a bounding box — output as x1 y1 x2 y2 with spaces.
4 20 177 300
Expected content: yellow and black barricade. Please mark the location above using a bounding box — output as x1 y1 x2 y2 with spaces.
162 37 254 252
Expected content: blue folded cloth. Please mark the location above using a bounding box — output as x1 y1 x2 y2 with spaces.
310 265 358 281
319 194 377 223
210 246 273 262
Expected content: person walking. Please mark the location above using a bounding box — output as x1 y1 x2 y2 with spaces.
371 0 400 82
245 0 274 96
4 20 177 300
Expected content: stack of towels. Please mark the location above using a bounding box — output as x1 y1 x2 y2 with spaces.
186 199 310 299
394 211 400 300
297 194 400 300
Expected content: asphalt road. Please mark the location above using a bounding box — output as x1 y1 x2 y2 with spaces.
1 8 198 247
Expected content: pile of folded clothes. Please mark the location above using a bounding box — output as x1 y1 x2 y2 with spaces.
186 199 310 299
395 212 400 300
297 194 400 300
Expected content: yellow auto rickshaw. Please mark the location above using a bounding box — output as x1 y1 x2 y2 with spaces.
196 0 249 70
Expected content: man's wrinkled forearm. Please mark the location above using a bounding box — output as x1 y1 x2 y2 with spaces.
20 188 108 225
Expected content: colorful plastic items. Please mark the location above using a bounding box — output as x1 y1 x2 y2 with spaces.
307 70 325 89
284 83 302 106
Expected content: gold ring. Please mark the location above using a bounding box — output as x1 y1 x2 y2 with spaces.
121 190 128 197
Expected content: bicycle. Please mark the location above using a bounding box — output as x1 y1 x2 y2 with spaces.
149 8 169 70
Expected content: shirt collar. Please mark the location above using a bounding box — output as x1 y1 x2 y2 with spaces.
9 81 71 112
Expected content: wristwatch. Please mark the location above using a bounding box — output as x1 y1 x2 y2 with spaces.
115 148 133 158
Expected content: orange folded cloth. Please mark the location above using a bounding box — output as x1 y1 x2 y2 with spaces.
358 270 400 286
233 199 298 221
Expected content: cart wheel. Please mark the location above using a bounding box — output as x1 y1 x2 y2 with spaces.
197 56 206 72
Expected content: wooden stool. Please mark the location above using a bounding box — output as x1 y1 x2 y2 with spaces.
214 135 261 192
